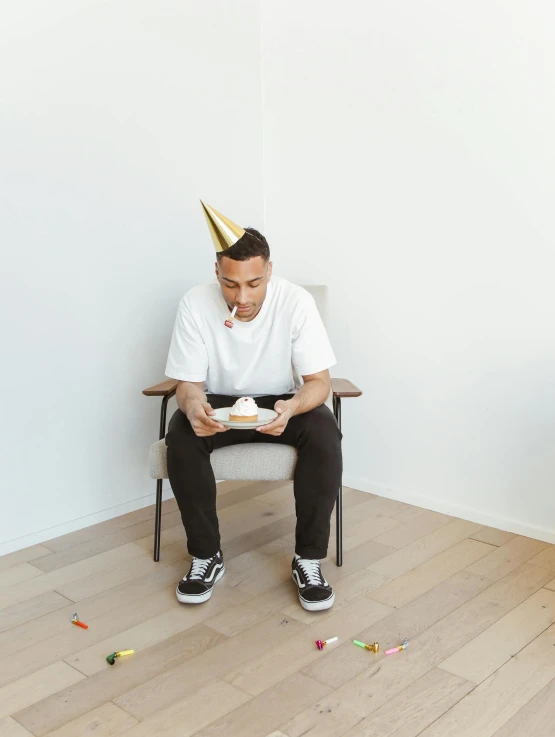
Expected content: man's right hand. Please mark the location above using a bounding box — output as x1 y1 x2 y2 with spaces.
186 401 228 437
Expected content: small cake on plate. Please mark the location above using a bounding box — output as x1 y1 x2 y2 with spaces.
229 396 259 422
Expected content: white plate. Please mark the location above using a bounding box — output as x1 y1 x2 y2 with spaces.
212 407 278 429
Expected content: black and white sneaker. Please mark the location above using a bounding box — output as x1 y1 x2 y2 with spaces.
176 550 225 604
292 555 335 611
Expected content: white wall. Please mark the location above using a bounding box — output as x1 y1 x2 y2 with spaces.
261 1 555 540
0 0 264 553
4 0 555 554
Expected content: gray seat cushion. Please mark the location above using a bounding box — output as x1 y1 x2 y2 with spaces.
149 439 297 481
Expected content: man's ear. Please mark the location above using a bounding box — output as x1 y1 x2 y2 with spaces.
267 261 273 280
215 262 219 279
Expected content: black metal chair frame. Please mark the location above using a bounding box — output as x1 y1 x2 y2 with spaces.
149 388 357 566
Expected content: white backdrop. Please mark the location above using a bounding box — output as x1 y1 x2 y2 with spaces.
0 0 264 552
261 0 555 540
3 0 555 553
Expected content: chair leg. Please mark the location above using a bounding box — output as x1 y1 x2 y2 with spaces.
153 392 174 563
336 484 343 567
333 395 343 567
153 478 163 562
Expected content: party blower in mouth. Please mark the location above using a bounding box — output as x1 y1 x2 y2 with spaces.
224 306 238 329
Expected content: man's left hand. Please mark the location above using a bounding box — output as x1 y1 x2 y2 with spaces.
256 399 294 436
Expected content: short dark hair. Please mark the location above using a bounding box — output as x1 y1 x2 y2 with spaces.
216 227 270 262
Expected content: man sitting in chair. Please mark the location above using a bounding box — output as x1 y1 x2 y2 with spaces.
164 201 342 612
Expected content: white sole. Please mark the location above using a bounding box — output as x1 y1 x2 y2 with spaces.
292 573 335 611
176 565 225 604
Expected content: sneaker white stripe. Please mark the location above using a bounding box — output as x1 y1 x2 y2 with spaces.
292 569 306 589
203 563 222 584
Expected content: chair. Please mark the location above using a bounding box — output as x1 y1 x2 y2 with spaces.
143 285 362 566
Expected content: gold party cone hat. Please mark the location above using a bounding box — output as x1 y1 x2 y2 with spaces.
200 200 245 252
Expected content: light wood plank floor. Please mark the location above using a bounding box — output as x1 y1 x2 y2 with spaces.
2 482 555 737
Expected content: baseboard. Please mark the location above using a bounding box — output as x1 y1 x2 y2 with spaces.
7 475 552 558
343 474 555 545
0 481 175 557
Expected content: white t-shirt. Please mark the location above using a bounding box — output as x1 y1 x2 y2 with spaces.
165 276 336 397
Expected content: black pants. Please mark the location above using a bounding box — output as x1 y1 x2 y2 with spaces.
166 395 343 560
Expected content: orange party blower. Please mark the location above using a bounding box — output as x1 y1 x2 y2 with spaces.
72 613 88 629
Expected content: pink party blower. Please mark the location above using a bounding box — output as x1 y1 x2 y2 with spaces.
385 638 409 655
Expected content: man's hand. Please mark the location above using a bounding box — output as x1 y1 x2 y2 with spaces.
186 401 228 437
256 399 294 436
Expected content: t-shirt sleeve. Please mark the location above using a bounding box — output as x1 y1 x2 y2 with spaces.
291 292 337 377
165 297 209 382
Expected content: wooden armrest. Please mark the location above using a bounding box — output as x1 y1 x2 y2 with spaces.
331 378 362 398
142 379 179 397
143 377 361 398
